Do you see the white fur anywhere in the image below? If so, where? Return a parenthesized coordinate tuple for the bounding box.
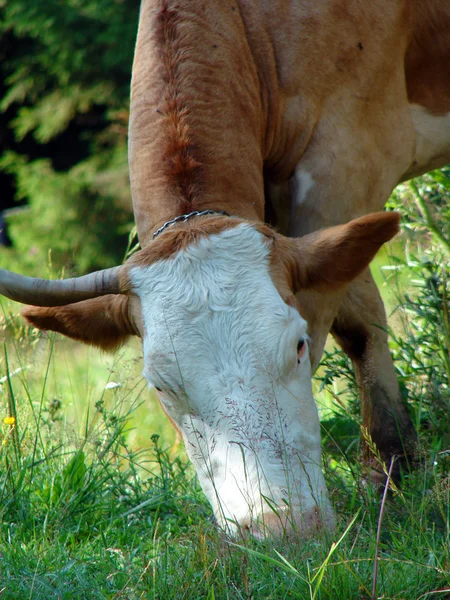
(293, 168, 315, 206)
(407, 104, 450, 175)
(130, 224, 333, 535)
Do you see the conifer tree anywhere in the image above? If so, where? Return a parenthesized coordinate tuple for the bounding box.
(0, 0, 140, 273)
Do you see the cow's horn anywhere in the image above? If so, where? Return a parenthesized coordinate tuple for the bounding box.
(0, 266, 125, 307)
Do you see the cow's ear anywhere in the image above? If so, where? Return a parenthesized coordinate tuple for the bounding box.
(278, 212, 400, 292)
(22, 295, 141, 351)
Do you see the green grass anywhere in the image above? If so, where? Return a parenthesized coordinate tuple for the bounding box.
(0, 171, 449, 599)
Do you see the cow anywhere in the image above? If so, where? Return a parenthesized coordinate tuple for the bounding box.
(0, 0, 449, 538)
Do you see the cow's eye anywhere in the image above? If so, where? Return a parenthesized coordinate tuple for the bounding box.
(297, 338, 307, 362)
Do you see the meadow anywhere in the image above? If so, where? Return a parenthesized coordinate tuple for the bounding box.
(0, 171, 449, 599)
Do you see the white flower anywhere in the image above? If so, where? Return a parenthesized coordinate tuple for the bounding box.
(104, 381, 121, 390)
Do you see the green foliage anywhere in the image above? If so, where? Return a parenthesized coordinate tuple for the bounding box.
(0, 148, 131, 273)
(389, 166, 450, 257)
(387, 169, 449, 446)
(391, 264, 449, 447)
(0, 0, 139, 96)
(0, 323, 449, 598)
(0, 0, 140, 273)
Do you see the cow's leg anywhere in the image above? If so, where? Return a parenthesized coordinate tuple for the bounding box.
(330, 269, 417, 478)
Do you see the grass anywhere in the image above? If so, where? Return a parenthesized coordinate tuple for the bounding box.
(0, 170, 449, 599)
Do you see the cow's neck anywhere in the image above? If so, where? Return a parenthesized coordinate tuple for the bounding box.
(129, 1, 270, 246)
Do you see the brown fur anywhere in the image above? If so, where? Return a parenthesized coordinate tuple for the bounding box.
(129, 0, 264, 246)
(125, 216, 245, 274)
(274, 212, 400, 293)
(129, 0, 450, 248)
(331, 272, 417, 477)
(22, 295, 140, 351)
(155, 2, 203, 210)
(406, 1, 450, 114)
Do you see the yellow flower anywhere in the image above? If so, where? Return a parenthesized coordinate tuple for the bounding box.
(3, 416, 15, 425)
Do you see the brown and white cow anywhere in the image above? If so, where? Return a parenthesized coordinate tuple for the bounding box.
(0, 0, 449, 538)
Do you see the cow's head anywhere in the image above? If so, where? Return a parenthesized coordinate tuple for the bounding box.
(0, 212, 399, 537)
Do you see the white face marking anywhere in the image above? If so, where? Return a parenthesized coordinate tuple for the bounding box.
(405, 104, 450, 177)
(293, 168, 315, 206)
(130, 224, 333, 536)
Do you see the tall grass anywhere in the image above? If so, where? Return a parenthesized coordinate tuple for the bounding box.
(0, 170, 449, 598)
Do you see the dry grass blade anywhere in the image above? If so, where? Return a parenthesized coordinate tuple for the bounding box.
(416, 589, 450, 599)
(372, 456, 395, 600)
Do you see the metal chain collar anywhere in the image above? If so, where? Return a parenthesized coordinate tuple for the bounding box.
(152, 209, 230, 239)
